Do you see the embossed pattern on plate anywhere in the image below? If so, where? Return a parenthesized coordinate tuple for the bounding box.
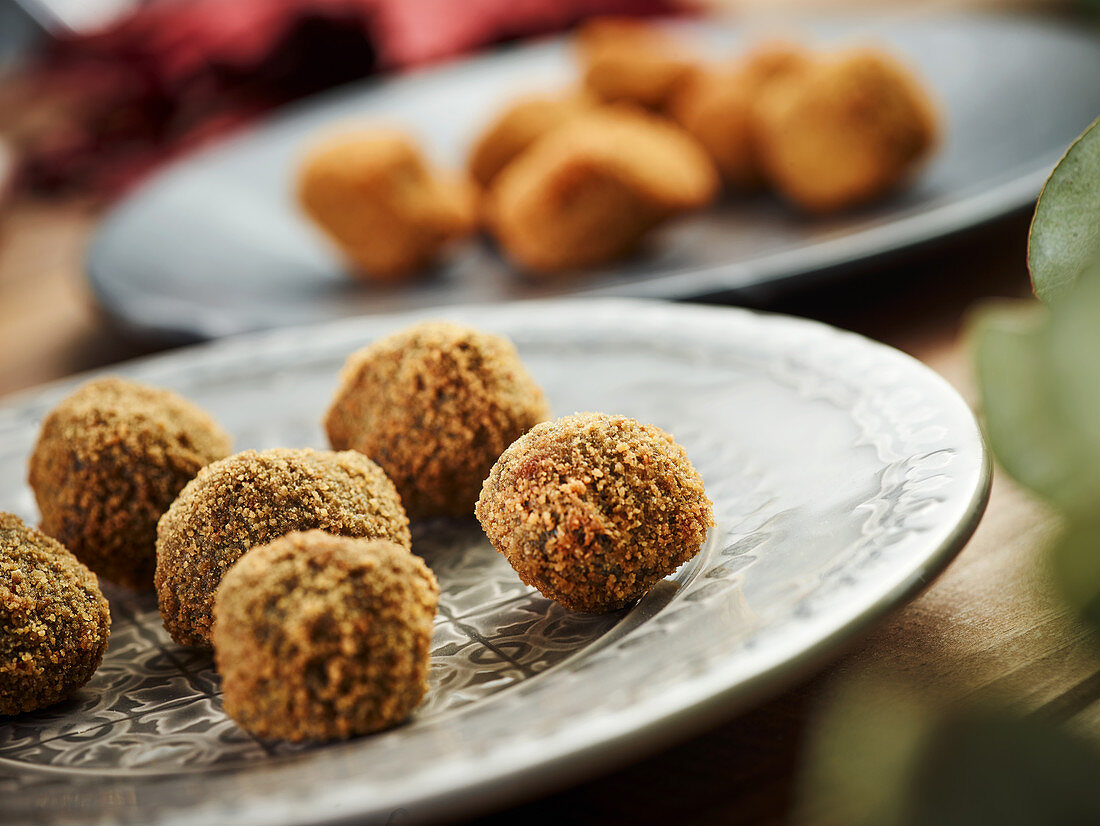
(0, 300, 989, 825)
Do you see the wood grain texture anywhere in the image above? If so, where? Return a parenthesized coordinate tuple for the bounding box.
(0, 198, 159, 395)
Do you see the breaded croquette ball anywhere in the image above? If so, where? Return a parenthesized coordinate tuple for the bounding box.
(670, 41, 810, 188)
(28, 377, 231, 590)
(214, 530, 438, 741)
(468, 92, 597, 189)
(740, 39, 812, 85)
(326, 322, 550, 520)
(475, 413, 714, 613)
(486, 108, 718, 271)
(298, 129, 477, 280)
(577, 17, 696, 111)
(156, 448, 410, 648)
(1, 512, 110, 715)
(754, 48, 938, 212)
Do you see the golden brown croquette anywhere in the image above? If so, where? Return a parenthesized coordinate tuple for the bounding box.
(739, 39, 812, 86)
(475, 413, 714, 613)
(753, 47, 938, 212)
(298, 129, 477, 280)
(28, 377, 231, 590)
(1, 512, 110, 715)
(325, 322, 550, 520)
(669, 41, 810, 189)
(213, 530, 438, 741)
(467, 92, 598, 190)
(485, 108, 718, 272)
(155, 448, 410, 648)
(577, 17, 697, 111)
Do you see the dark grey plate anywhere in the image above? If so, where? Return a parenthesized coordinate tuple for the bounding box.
(87, 13, 1100, 342)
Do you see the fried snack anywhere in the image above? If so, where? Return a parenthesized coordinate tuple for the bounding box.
(326, 322, 550, 520)
(740, 38, 812, 85)
(486, 109, 718, 271)
(28, 377, 231, 590)
(214, 531, 438, 741)
(670, 41, 810, 188)
(468, 92, 597, 189)
(754, 47, 938, 212)
(577, 17, 696, 111)
(476, 413, 714, 613)
(298, 129, 477, 280)
(1, 512, 110, 715)
(156, 448, 410, 648)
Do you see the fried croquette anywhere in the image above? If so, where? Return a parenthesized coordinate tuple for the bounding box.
(577, 17, 697, 111)
(28, 377, 231, 591)
(326, 322, 550, 520)
(670, 41, 810, 188)
(467, 92, 597, 189)
(475, 413, 714, 613)
(213, 530, 438, 741)
(486, 109, 718, 271)
(156, 448, 410, 648)
(298, 129, 477, 280)
(1, 512, 110, 715)
(754, 47, 938, 212)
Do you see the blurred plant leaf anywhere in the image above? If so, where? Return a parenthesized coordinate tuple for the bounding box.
(796, 681, 933, 826)
(799, 680, 1100, 826)
(905, 711, 1100, 826)
(972, 303, 1082, 508)
(1029, 115, 1100, 302)
(972, 271, 1100, 514)
(1050, 515, 1100, 629)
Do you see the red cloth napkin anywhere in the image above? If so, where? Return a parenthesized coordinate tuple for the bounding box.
(13, 0, 686, 196)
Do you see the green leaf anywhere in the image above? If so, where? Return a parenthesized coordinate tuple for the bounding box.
(973, 271, 1100, 627)
(1044, 263, 1100, 458)
(971, 302, 1094, 510)
(1050, 516, 1100, 629)
(973, 262, 1100, 514)
(904, 711, 1100, 826)
(1029, 115, 1100, 303)
(798, 681, 1100, 826)
(796, 681, 933, 826)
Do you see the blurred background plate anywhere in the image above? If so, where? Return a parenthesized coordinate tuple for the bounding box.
(87, 13, 1100, 342)
(0, 299, 988, 825)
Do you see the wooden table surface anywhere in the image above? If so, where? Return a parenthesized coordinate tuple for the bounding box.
(0, 194, 1096, 824)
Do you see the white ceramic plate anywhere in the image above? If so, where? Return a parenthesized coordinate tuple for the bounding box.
(0, 300, 989, 825)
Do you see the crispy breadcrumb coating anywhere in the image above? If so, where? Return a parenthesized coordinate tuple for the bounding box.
(475, 413, 714, 613)
(213, 530, 438, 741)
(28, 377, 231, 590)
(486, 108, 718, 272)
(298, 129, 477, 280)
(1, 512, 110, 715)
(754, 47, 938, 212)
(467, 92, 597, 189)
(577, 17, 696, 111)
(326, 322, 550, 519)
(156, 448, 410, 648)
